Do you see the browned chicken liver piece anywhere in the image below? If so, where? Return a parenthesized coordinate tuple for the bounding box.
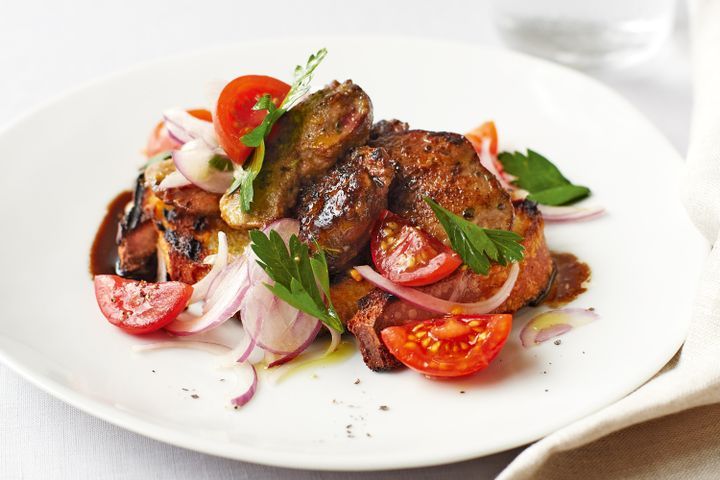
(297, 146, 394, 274)
(220, 80, 373, 230)
(370, 130, 513, 242)
(370, 119, 409, 140)
(348, 200, 554, 371)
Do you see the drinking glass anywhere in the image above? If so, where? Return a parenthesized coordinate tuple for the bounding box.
(490, 0, 677, 69)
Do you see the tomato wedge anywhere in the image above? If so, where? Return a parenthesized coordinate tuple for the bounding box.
(371, 210, 462, 286)
(466, 120, 498, 156)
(94, 275, 193, 335)
(145, 109, 212, 158)
(381, 314, 512, 377)
(214, 75, 290, 165)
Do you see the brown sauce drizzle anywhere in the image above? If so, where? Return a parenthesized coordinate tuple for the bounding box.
(543, 252, 591, 307)
(89, 190, 132, 276)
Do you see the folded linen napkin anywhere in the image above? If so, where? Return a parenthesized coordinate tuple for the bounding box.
(498, 1, 720, 478)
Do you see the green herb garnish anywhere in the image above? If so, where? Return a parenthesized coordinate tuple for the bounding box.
(424, 197, 524, 275)
(140, 150, 172, 171)
(208, 154, 233, 172)
(249, 228, 343, 333)
(496, 149, 590, 206)
(228, 48, 328, 211)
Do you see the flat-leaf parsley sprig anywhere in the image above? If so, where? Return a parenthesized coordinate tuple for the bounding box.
(425, 197, 524, 276)
(497, 149, 590, 206)
(249, 228, 343, 333)
(228, 48, 328, 212)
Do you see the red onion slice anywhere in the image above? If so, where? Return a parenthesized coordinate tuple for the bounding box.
(538, 204, 606, 223)
(354, 263, 519, 315)
(156, 246, 167, 282)
(231, 363, 258, 407)
(226, 329, 257, 363)
(163, 109, 218, 148)
(520, 308, 599, 347)
(189, 232, 228, 303)
(157, 170, 192, 190)
(478, 138, 515, 191)
(241, 282, 322, 355)
(325, 326, 341, 355)
(265, 317, 323, 367)
(165, 259, 250, 336)
(172, 140, 233, 194)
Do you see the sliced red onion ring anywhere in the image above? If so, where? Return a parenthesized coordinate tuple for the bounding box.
(165, 259, 249, 336)
(231, 363, 258, 407)
(354, 263, 520, 315)
(265, 318, 323, 368)
(172, 140, 233, 194)
(226, 329, 257, 363)
(163, 109, 218, 148)
(478, 138, 515, 191)
(520, 308, 599, 347)
(156, 247, 167, 282)
(325, 327, 341, 355)
(189, 232, 228, 303)
(133, 341, 231, 355)
(538, 204, 606, 223)
(157, 170, 192, 190)
(241, 281, 322, 355)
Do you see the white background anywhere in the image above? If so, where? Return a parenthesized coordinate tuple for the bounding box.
(0, 1, 690, 478)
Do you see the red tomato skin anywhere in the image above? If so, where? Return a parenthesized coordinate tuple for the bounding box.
(371, 210, 462, 287)
(94, 275, 193, 335)
(381, 314, 512, 378)
(213, 75, 290, 165)
(466, 121, 498, 156)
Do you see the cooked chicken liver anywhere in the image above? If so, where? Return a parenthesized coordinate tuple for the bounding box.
(220, 80, 373, 230)
(371, 130, 513, 243)
(297, 146, 394, 273)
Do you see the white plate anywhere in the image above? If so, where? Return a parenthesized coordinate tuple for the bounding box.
(0, 37, 705, 471)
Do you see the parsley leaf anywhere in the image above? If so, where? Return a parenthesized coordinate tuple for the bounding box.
(424, 197, 524, 275)
(527, 184, 590, 205)
(140, 150, 172, 171)
(497, 149, 590, 206)
(249, 229, 343, 333)
(240, 95, 282, 147)
(208, 154, 233, 172)
(229, 48, 328, 211)
(228, 141, 265, 212)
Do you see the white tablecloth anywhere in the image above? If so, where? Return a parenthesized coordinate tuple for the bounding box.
(0, 1, 691, 478)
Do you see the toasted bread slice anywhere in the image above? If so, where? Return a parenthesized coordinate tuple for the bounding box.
(142, 160, 249, 284)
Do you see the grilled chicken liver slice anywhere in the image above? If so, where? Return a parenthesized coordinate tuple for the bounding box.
(348, 200, 554, 371)
(370, 119, 409, 140)
(297, 146, 394, 274)
(220, 80, 373, 230)
(371, 130, 513, 242)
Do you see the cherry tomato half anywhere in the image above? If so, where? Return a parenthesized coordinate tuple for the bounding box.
(381, 314, 512, 377)
(94, 275, 193, 335)
(371, 210, 462, 286)
(145, 109, 213, 158)
(466, 120, 498, 156)
(214, 75, 290, 165)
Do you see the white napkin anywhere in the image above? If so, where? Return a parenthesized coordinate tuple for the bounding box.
(498, 1, 720, 478)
